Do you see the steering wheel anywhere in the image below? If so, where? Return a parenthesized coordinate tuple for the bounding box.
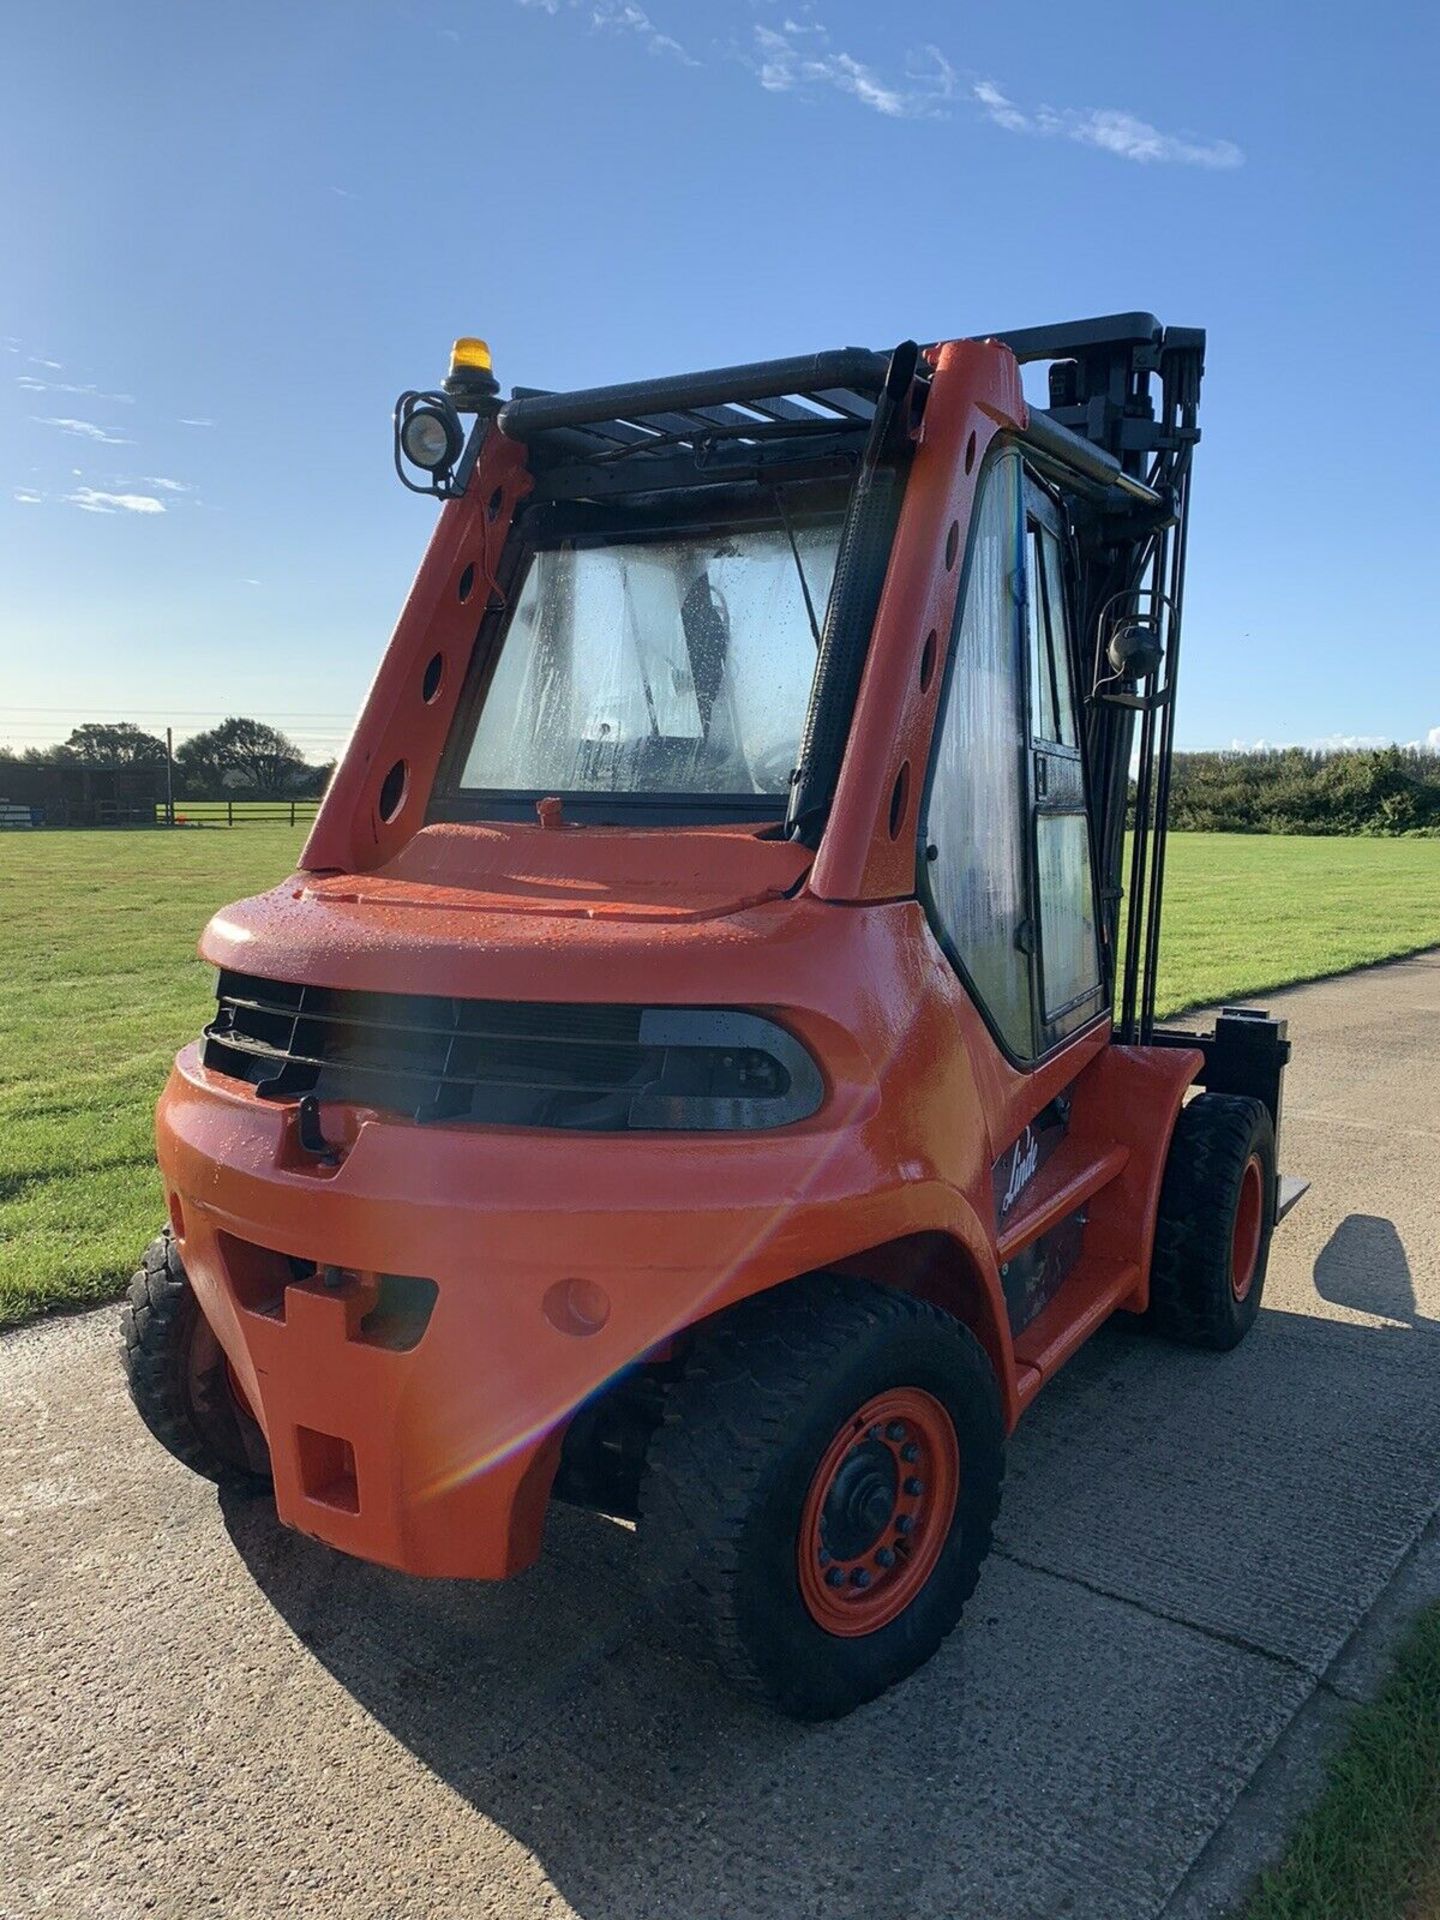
(748, 737, 800, 795)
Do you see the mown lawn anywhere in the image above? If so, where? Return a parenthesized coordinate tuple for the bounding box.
(3, 827, 1440, 1328)
(1145, 834, 1440, 1016)
(0, 825, 306, 1327)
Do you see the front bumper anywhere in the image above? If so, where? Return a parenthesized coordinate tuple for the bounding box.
(156, 1046, 897, 1579)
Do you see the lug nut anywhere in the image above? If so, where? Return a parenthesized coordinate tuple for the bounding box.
(875, 1547, 895, 1568)
(851, 1568, 871, 1588)
(904, 1477, 924, 1497)
(885, 1421, 907, 1442)
(901, 1442, 920, 1463)
(825, 1567, 845, 1588)
(895, 1515, 914, 1536)
(867, 1425, 882, 1440)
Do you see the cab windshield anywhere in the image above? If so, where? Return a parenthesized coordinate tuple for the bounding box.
(447, 513, 842, 806)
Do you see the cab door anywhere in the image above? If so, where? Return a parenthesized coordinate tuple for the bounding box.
(1023, 484, 1106, 1051)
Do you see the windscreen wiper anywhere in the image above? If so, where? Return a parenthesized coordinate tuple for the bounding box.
(773, 486, 822, 647)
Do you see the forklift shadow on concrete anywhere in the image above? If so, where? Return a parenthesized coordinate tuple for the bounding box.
(213, 1213, 1440, 1920)
(1312, 1211, 1434, 1331)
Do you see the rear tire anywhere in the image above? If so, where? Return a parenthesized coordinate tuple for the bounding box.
(639, 1275, 1004, 1721)
(119, 1229, 271, 1488)
(1146, 1093, 1276, 1351)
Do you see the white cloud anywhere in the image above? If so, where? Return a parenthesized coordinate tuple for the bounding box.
(28, 356, 63, 370)
(141, 475, 189, 492)
(178, 416, 214, 428)
(517, 0, 694, 64)
(17, 376, 133, 402)
(13, 488, 43, 504)
(1317, 734, 1390, 751)
(35, 416, 133, 445)
(971, 78, 1028, 133)
(65, 487, 166, 515)
(516, 3, 1238, 162)
(973, 78, 1242, 168)
(753, 24, 955, 118)
(1220, 733, 1431, 754)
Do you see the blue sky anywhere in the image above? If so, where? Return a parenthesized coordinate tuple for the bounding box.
(3, 0, 1437, 762)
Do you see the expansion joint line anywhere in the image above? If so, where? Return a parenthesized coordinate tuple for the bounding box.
(990, 1541, 1316, 1673)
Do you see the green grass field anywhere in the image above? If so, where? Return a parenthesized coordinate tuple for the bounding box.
(3, 827, 1440, 1329)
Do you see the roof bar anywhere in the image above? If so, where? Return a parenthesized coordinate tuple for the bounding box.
(497, 348, 888, 439)
(982, 312, 1164, 365)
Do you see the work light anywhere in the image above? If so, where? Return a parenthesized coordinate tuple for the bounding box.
(392, 390, 468, 497)
(400, 405, 462, 472)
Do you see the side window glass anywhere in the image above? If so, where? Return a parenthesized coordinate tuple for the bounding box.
(1026, 527, 1061, 744)
(1036, 530, 1078, 747)
(921, 449, 1034, 1058)
(1028, 511, 1103, 1031)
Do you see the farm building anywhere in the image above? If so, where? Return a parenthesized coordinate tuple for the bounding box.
(0, 760, 166, 828)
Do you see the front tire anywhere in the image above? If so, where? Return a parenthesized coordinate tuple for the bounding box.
(120, 1229, 271, 1488)
(640, 1276, 1004, 1721)
(1146, 1093, 1276, 1351)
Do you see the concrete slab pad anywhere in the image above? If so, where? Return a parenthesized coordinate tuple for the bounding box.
(0, 1364, 1313, 1920)
(998, 1303, 1440, 1672)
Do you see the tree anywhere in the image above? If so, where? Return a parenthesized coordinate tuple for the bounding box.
(55, 721, 167, 766)
(297, 758, 336, 797)
(176, 717, 311, 796)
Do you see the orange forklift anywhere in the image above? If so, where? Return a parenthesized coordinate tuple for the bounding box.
(122, 315, 1305, 1719)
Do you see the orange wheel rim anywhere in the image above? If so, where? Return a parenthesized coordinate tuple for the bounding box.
(797, 1387, 960, 1637)
(1231, 1155, 1264, 1302)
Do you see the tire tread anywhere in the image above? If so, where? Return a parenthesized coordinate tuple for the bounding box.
(119, 1228, 268, 1488)
(1147, 1093, 1274, 1350)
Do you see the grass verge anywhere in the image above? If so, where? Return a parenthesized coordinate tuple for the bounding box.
(0, 824, 307, 1326)
(1135, 833, 1440, 1016)
(1237, 1602, 1440, 1920)
(3, 827, 1440, 1327)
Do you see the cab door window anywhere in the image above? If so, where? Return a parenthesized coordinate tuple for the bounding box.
(920, 447, 1035, 1058)
(1026, 502, 1104, 1042)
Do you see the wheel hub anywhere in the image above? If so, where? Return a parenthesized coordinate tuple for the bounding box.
(820, 1439, 898, 1561)
(798, 1387, 961, 1637)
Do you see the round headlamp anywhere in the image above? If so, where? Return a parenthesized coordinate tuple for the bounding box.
(400, 405, 462, 472)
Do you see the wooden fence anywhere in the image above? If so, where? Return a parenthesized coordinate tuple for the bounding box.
(169, 800, 321, 828)
(0, 797, 322, 831)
